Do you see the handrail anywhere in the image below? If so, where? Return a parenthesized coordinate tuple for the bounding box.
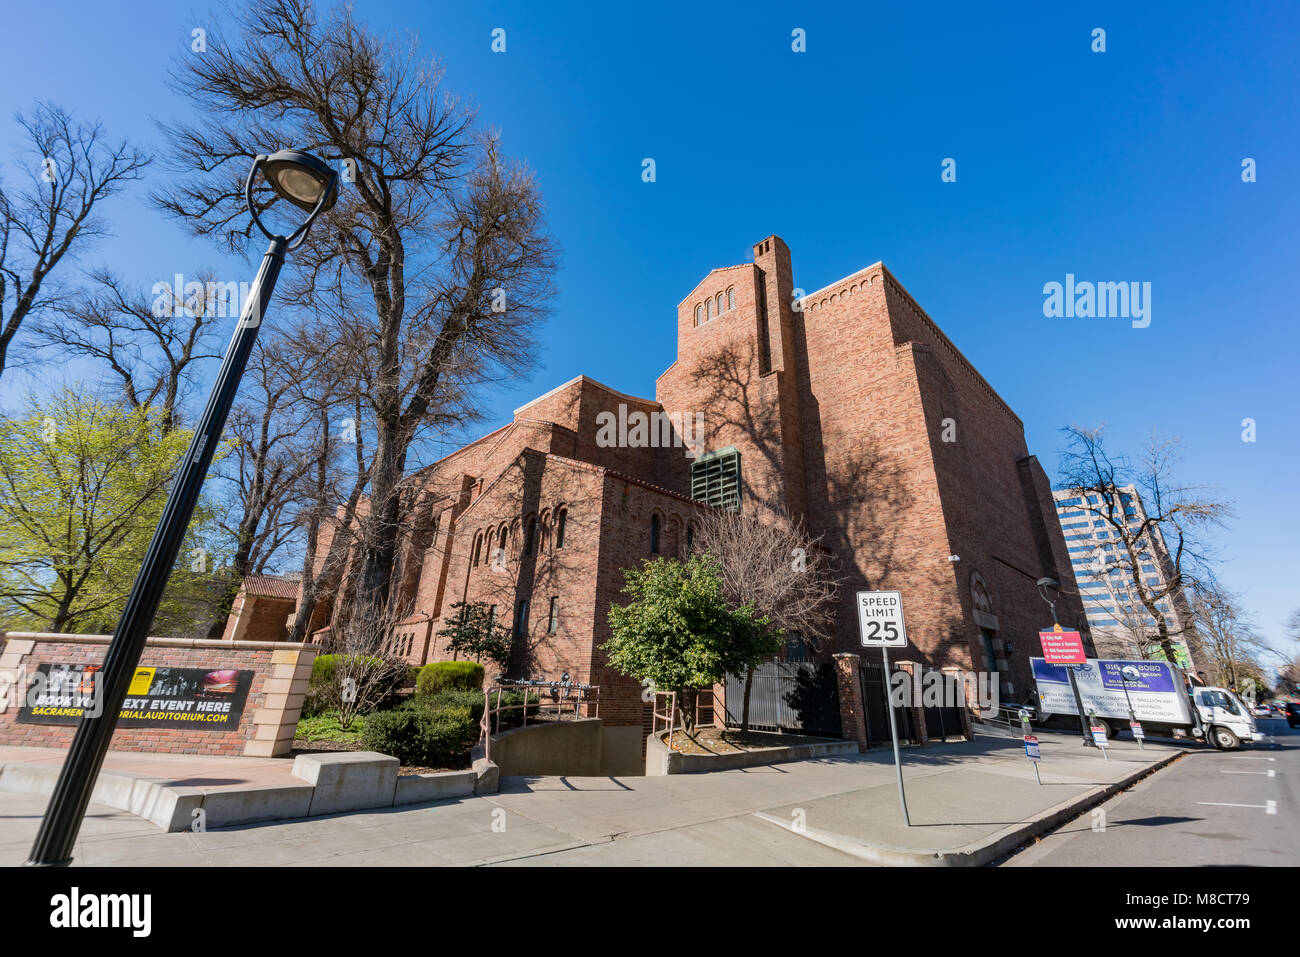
(478, 677, 601, 763)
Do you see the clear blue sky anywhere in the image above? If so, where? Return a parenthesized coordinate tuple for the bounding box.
(2, 1, 1297, 660)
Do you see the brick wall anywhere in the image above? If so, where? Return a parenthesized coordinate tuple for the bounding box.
(0, 632, 318, 757)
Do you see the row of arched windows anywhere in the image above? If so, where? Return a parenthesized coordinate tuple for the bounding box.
(647, 510, 695, 557)
(469, 506, 567, 571)
(693, 287, 736, 326)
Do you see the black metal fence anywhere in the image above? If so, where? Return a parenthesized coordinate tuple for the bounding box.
(724, 660, 842, 737)
(860, 660, 916, 745)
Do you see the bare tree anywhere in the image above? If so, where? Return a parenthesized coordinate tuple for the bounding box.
(1189, 582, 1269, 691)
(1057, 425, 1229, 666)
(0, 103, 149, 381)
(154, 0, 557, 633)
(305, 599, 410, 731)
(693, 505, 842, 732)
(33, 268, 223, 431)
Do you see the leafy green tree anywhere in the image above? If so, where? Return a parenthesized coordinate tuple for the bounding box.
(0, 389, 215, 633)
(603, 554, 778, 734)
(436, 601, 512, 667)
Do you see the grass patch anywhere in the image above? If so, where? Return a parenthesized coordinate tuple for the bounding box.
(295, 710, 368, 743)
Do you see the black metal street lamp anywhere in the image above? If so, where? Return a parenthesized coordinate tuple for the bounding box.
(25, 150, 337, 867)
(1036, 577, 1092, 746)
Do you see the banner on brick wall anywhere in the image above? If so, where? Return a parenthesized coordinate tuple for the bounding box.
(16, 663, 254, 729)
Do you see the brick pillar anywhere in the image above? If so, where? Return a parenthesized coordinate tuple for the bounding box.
(894, 660, 928, 745)
(833, 653, 867, 751)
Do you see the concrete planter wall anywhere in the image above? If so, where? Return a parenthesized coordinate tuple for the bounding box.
(484, 718, 604, 777)
(646, 732, 859, 775)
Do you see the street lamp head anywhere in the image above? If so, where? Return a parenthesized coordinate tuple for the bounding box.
(245, 149, 339, 247)
(261, 149, 338, 212)
(1035, 577, 1061, 605)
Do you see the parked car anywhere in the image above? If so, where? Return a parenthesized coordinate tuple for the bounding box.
(1286, 702, 1300, 729)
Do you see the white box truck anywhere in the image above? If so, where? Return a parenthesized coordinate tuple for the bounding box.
(1030, 657, 1258, 750)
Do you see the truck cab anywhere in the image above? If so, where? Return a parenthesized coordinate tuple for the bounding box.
(1193, 687, 1258, 750)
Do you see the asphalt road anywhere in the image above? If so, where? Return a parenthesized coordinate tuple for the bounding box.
(1003, 717, 1297, 866)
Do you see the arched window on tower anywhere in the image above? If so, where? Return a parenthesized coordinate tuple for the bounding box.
(555, 508, 567, 548)
(650, 514, 660, 554)
(694, 303, 703, 326)
(524, 516, 537, 555)
(727, 287, 735, 310)
(715, 292, 723, 315)
(705, 298, 713, 321)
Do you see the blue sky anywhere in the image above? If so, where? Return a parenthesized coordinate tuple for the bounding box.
(1, 1, 1297, 660)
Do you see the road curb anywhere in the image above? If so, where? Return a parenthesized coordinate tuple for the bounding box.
(754, 748, 1187, 866)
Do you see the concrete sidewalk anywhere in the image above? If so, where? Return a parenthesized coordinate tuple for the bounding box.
(0, 730, 1188, 866)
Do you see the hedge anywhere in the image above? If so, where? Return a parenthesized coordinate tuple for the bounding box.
(361, 705, 478, 767)
(416, 661, 485, 695)
(359, 689, 543, 766)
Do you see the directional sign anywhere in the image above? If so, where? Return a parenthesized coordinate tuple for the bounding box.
(1023, 734, 1041, 762)
(1090, 724, 1110, 748)
(1039, 624, 1086, 665)
(856, 590, 907, 647)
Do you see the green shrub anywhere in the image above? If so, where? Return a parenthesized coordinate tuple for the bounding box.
(361, 704, 478, 767)
(303, 653, 398, 718)
(416, 661, 485, 695)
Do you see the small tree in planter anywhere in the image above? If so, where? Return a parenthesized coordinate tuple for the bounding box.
(313, 604, 411, 731)
(437, 601, 512, 668)
(693, 506, 842, 733)
(603, 554, 776, 738)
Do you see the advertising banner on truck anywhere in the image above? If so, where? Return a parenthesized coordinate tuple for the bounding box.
(1031, 657, 1192, 725)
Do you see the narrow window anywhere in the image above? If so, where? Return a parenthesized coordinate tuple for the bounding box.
(524, 516, 537, 555)
(499, 526, 508, 551)
(715, 292, 723, 315)
(706, 298, 713, 321)
(547, 597, 559, 634)
(694, 303, 703, 326)
(650, 514, 660, 554)
(686, 524, 694, 554)
(472, 534, 482, 567)
(488, 605, 497, 631)
(727, 287, 735, 310)
(514, 599, 530, 638)
(556, 508, 567, 548)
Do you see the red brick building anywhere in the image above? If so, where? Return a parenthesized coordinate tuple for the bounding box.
(266, 235, 1090, 770)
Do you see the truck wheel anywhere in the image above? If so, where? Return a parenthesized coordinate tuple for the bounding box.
(1210, 726, 1240, 751)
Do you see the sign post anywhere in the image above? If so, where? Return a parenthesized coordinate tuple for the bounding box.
(857, 590, 910, 827)
(1038, 624, 1092, 747)
(1020, 709, 1042, 785)
(1119, 665, 1145, 750)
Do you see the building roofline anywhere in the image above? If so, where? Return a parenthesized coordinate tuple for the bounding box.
(512, 374, 660, 417)
(676, 263, 755, 308)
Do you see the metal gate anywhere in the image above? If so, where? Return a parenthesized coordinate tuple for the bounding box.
(859, 660, 917, 745)
(921, 671, 966, 742)
(724, 660, 842, 737)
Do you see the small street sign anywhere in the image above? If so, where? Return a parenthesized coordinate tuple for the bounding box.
(1090, 725, 1110, 748)
(1039, 624, 1086, 664)
(856, 590, 907, 647)
(1023, 734, 1041, 761)
(1130, 720, 1145, 739)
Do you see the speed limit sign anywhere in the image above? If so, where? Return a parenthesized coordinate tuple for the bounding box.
(856, 590, 908, 647)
